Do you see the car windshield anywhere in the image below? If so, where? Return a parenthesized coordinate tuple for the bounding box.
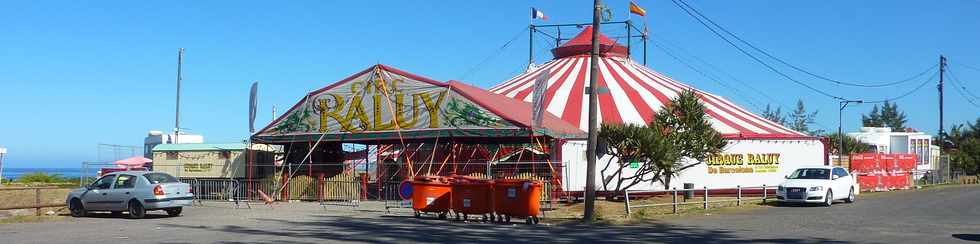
(788, 168, 830, 180)
(143, 173, 179, 184)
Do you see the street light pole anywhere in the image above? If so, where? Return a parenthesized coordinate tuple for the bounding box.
(838, 100, 863, 166)
(0, 147, 6, 185)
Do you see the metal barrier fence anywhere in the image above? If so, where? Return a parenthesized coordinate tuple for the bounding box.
(178, 177, 361, 207)
(80, 161, 562, 210)
(624, 185, 775, 217)
(382, 181, 412, 213)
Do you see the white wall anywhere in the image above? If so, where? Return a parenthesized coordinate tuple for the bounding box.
(562, 139, 826, 192)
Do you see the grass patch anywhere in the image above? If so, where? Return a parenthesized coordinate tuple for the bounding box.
(0, 215, 66, 225)
(543, 195, 775, 225)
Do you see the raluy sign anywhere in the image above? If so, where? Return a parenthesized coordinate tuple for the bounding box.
(530, 69, 551, 128)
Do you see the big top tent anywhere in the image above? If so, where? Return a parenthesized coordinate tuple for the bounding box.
(491, 26, 828, 192)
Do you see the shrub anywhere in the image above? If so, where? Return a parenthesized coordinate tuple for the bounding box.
(15, 172, 70, 184)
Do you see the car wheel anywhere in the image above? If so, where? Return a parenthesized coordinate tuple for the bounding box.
(165, 207, 182, 217)
(69, 199, 87, 217)
(824, 190, 833, 207)
(845, 187, 855, 203)
(128, 201, 146, 219)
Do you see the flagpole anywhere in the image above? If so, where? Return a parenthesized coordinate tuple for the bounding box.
(529, 7, 534, 67)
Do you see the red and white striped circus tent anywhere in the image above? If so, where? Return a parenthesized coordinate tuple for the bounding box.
(490, 26, 806, 140)
(490, 26, 828, 192)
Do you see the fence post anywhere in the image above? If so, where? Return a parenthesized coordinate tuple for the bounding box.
(703, 187, 708, 209)
(672, 187, 677, 214)
(736, 185, 741, 206)
(624, 190, 631, 218)
(35, 188, 42, 216)
(762, 184, 768, 204)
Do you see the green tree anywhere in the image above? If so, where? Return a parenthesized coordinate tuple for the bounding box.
(944, 118, 980, 177)
(861, 101, 907, 131)
(789, 99, 822, 135)
(761, 104, 787, 126)
(597, 90, 726, 193)
(655, 90, 727, 189)
(597, 123, 674, 195)
(825, 133, 874, 155)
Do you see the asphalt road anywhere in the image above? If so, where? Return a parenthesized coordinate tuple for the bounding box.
(1, 185, 978, 244)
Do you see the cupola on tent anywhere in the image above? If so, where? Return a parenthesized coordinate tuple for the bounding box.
(490, 26, 808, 139)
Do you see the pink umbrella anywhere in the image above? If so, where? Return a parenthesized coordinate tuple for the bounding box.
(114, 156, 152, 169)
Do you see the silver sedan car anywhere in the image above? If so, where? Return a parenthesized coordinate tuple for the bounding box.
(66, 171, 193, 218)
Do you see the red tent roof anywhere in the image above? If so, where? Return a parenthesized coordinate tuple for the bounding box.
(448, 80, 585, 138)
(492, 27, 813, 140)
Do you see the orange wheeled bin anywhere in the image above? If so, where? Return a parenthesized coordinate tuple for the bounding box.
(492, 179, 543, 225)
(450, 176, 494, 222)
(411, 175, 453, 219)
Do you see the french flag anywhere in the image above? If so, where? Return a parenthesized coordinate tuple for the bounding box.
(531, 8, 547, 20)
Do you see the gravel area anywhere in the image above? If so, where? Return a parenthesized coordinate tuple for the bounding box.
(0, 185, 977, 243)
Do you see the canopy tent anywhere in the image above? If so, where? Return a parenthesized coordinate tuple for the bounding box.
(490, 26, 810, 140)
(253, 64, 584, 144)
(114, 156, 151, 169)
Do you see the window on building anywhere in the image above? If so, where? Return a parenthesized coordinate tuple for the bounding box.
(166, 152, 178, 160)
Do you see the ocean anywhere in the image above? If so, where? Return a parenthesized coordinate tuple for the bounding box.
(1, 168, 92, 180)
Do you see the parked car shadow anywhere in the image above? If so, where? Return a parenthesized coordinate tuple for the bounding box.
(159, 214, 852, 243)
(76, 212, 174, 219)
(952, 234, 980, 242)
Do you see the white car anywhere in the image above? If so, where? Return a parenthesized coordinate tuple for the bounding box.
(66, 171, 193, 218)
(776, 166, 857, 206)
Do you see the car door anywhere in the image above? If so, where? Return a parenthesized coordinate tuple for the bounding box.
(82, 175, 116, 210)
(105, 174, 137, 210)
(832, 168, 848, 198)
(838, 168, 854, 195)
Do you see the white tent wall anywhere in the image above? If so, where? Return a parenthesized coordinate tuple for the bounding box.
(561, 139, 826, 193)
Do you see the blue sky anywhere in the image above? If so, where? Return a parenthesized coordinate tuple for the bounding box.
(1, 1, 979, 168)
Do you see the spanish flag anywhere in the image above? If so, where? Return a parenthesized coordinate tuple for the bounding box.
(629, 1, 646, 16)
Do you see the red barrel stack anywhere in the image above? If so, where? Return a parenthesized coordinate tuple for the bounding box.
(409, 175, 543, 224)
(850, 153, 917, 191)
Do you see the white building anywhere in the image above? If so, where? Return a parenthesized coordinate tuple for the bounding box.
(847, 127, 939, 177)
(143, 130, 204, 158)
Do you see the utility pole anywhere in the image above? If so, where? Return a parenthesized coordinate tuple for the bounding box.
(529, 24, 535, 67)
(839, 100, 862, 167)
(938, 55, 946, 154)
(175, 48, 184, 144)
(584, 0, 601, 224)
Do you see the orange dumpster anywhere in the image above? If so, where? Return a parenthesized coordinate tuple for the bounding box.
(411, 175, 453, 219)
(450, 176, 493, 222)
(492, 179, 543, 224)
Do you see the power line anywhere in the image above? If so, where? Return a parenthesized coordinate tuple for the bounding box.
(669, 0, 847, 100)
(863, 70, 940, 104)
(458, 26, 529, 81)
(649, 37, 766, 111)
(945, 67, 980, 109)
(674, 0, 937, 88)
(649, 33, 781, 105)
(957, 63, 980, 73)
(947, 68, 980, 99)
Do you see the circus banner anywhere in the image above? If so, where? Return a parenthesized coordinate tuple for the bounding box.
(258, 66, 515, 138)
